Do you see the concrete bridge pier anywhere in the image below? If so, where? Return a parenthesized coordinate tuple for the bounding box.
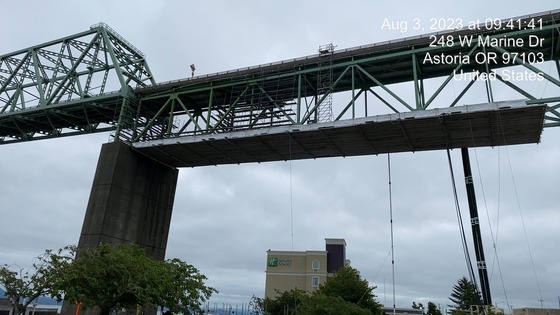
(78, 140, 179, 258)
(62, 141, 178, 315)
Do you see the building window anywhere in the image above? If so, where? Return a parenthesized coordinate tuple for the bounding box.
(311, 276, 320, 288)
(311, 259, 320, 271)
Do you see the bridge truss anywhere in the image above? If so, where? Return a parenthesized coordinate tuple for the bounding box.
(0, 10, 559, 146)
(127, 10, 560, 145)
(0, 23, 154, 142)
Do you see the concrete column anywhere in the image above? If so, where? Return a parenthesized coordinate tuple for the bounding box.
(62, 141, 178, 315)
(78, 140, 179, 259)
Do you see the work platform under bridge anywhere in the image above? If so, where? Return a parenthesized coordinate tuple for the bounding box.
(132, 9, 560, 166)
(1, 10, 559, 165)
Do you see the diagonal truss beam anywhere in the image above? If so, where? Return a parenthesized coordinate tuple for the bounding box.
(0, 23, 155, 143)
(2, 10, 560, 144)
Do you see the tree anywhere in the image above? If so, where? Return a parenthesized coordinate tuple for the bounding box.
(52, 243, 216, 315)
(412, 301, 425, 314)
(448, 277, 483, 315)
(297, 294, 372, 315)
(263, 266, 382, 315)
(158, 258, 217, 314)
(426, 301, 443, 315)
(261, 288, 309, 315)
(262, 288, 373, 315)
(248, 295, 264, 315)
(412, 301, 442, 315)
(0, 267, 29, 315)
(0, 246, 74, 315)
(315, 266, 382, 314)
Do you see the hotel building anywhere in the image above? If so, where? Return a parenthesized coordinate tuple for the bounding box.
(264, 238, 348, 298)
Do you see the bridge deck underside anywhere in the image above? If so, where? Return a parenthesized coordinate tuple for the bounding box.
(0, 93, 124, 141)
(133, 101, 545, 167)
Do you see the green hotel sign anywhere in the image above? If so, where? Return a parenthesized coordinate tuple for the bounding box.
(268, 257, 278, 267)
(268, 257, 292, 267)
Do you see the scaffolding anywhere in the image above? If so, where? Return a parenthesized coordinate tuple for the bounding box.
(316, 43, 335, 123)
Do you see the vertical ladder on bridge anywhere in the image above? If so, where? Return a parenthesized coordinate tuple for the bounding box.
(316, 44, 335, 123)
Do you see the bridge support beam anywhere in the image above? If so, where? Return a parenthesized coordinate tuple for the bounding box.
(61, 141, 178, 315)
(78, 140, 179, 259)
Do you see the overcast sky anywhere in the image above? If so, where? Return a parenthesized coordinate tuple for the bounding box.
(1, 1, 559, 312)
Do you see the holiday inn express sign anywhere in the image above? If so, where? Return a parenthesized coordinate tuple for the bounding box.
(268, 257, 293, 267)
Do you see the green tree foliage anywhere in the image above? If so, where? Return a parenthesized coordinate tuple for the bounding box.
(159, 258, 217, 314)
(298, 294, 372, 315)
(448, 277, 483, 315)
(262, 266, 382, 315)
(248, 295, 265, 315)
(426, 301, 443, 315)
(412, 301, 442, 315)
(315, 266, 382, 314)
(0, 246, 74, 315)
(261, 288, 309, 315)
(51, 243, 216, 315)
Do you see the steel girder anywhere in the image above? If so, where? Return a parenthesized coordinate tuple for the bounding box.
(128, 10, 560, 143)
(1, 11, 559, 145)
(0, 23, 155, 143)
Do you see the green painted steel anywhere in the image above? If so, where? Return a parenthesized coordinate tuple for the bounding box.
(1, 11, 559, 144)
(0, 23, 154, 143)
(128, 11, 560, 142)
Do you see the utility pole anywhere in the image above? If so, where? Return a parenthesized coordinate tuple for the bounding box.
(461, 148, 492, 306)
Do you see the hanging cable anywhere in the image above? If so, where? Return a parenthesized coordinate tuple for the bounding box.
(442, 116, 480, 291)
(372, 249, 392, 282)
(446, 148, 478, 285)
(504, 144, 545, 307)
(472, 146, 511, 308)
(359, 156, 395, 308)
(443, 84, 479, 290)
(289, 132, 294, 251)
(387, 154, 396, 315)
(466, 80, 509, 304)
(493, 109, 545, 307)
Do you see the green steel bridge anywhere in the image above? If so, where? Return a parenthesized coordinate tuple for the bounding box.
(2, 10, 559, 307)
(1, 11, 559, 164)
